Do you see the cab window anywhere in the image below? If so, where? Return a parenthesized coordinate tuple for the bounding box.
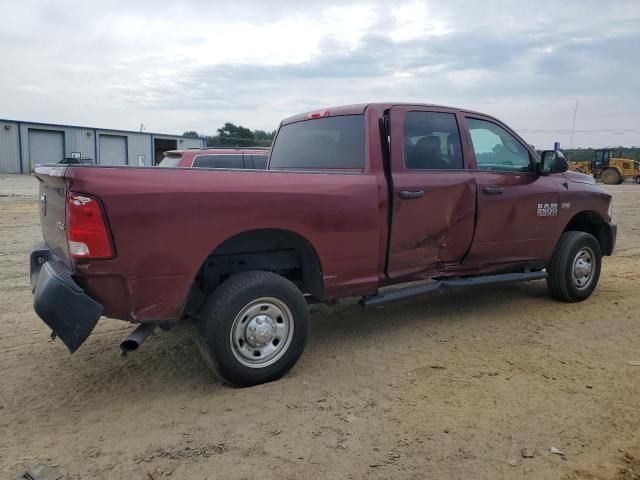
(269, 115, 364, 171)
(467, 118, 531, 172)
(404, 111, 463, 170)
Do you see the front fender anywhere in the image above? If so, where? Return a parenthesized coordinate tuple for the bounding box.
(598, 223, 617, 256)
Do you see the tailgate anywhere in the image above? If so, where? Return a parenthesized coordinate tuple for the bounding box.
(35, 166, 71, 266)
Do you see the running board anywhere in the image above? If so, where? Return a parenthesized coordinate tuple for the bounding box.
(360, 271, 547, 307)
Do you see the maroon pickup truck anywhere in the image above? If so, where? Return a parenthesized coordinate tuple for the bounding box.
(31, 103, 616, 387)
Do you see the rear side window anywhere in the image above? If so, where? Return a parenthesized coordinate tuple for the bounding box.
(251, 155, 269, 169)
(192, 154, 245, 169)
(269, 115, 365, 170)
(404, 112, 463, 170)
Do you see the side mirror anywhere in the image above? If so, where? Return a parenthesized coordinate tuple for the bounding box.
(540, 150, 568, 175)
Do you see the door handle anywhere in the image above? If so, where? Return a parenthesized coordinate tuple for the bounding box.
(482, 186, 504, 195)
(399, 190, 424, 199)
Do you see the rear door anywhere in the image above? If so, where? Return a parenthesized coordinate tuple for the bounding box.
(461, 115, 560, 266)
(386, 106, 476, 279)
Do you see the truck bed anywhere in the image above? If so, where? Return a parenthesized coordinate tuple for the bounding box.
(36, 164, 386, 321)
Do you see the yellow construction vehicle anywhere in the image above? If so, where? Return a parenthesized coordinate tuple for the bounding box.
(568, 159, 592, 175)
(590, 149, 640, 185)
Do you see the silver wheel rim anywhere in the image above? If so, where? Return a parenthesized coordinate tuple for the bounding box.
(572, 246, 595, 290)
(230, 297, 294, 368)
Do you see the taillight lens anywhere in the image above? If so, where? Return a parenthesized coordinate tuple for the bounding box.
(66, 193, 114, 259)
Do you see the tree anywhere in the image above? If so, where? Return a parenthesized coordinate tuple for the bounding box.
(182, 130, 200, 138)
(216, 123, 255, 146)
(253, 129, 276, 147)
(204, 123, 276, 147)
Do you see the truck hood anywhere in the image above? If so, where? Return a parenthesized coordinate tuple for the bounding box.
(563, 171, 595, 185)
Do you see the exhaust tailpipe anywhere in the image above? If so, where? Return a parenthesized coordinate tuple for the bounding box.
(120, 323, 157, 354)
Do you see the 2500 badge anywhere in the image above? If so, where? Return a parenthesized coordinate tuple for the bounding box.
(537, 202, 558, 217)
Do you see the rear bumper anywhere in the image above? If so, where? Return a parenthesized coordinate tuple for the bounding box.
(30, 245, 103, 353)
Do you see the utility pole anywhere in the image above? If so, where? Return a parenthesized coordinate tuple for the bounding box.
(569, 100, 578, 149)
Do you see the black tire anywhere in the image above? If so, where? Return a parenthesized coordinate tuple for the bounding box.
(547, 231, 601, 302)
(601, 168, 621, 185)
(198, 271, 309, 387)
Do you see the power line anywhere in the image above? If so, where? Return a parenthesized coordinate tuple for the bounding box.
(569, 100, 578, 149)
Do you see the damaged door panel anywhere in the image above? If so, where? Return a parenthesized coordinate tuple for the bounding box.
(386, 106, 476, 279)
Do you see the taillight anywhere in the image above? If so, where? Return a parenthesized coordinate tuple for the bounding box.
(66, 193, 114, 259)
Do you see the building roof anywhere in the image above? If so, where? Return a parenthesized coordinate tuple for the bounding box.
(0, 117, 205, 140)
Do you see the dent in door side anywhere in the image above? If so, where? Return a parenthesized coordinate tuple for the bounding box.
(387, 172, 477, 279)
(386, 105, 478, 280)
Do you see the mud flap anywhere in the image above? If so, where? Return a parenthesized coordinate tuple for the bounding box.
(33, 260, 103, 353)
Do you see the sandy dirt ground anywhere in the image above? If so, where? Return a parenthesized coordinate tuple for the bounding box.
(1, 173, 639, 480)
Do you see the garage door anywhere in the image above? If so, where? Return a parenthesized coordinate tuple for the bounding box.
(99, 135, 127, 165)
(28, 129, 64, 167)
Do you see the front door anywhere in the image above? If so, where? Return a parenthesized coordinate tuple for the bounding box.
(386, 106, 476, 279)
(461, 115, 560, 267)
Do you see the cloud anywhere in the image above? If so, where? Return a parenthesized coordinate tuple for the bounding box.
(389, 1, 452, 41)
(0, 0, 638, 148)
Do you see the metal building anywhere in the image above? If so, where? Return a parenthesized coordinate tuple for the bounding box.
(0, 118, 205, 173)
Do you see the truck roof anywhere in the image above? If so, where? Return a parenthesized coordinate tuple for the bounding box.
(280, 102, 498, 125)
(280, 102, 515, 137)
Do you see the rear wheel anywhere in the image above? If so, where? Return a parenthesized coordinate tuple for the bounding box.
(547, 231, 601, 302)
(198, 271, 309, 387)
(601, 168, 621, 185)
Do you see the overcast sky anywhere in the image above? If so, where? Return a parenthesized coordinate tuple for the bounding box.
(0, 0, 638, 148)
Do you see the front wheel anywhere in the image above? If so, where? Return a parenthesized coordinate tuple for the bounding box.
(198, 271, 309, 387)
(547, 231, 602, 302)
(601, 168, 621, 185)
